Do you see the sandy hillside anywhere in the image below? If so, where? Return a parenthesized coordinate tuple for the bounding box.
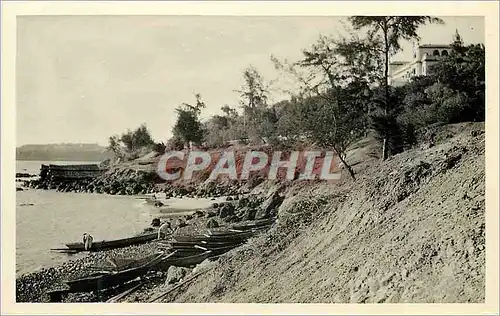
(155, 122, 485, 303)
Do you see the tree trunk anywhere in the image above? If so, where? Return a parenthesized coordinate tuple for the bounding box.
(382, 22, 390, 161)
(334, 148, 356, 181)
(382, 138, 388, 161)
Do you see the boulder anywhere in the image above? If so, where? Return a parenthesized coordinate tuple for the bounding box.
(205, 211, 217, 218)
(176, 218, 188, 228)
(151, 218, 161, 227)
(238, 197, 249, 208)
(224, 214, 240, 223)
(206, 219, 219, 228)
(194, 210, 205, 218)
(239, 206, 257, 221)
(154, 201, 164, 207)
(218, 204, 235, 219)
(255, 188, 284, 220)
(165, 266, 190, 285)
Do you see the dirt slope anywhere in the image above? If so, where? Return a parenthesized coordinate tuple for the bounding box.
(156, 122, 485, 303)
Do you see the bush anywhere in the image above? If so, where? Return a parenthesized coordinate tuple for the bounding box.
(166, 137, 184, 151)
(153, 142, 167, 155)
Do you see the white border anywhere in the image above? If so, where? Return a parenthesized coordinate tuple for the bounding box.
(2, 1, 499, 315)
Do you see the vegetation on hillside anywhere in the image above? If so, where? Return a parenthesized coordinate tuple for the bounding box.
(108, 16, 485, 181)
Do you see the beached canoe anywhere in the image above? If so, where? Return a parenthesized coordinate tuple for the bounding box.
(173, 230, 256, 243)
(230, 218, 276, 230)
(65, 253, 164, 293)
(163, 240, 243, 248)
(156, 251, 212, 269)
(64, 232, 157, 251)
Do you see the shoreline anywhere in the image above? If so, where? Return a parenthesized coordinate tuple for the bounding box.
(15, 191, 228, 277)
(16, 185, 279, 303)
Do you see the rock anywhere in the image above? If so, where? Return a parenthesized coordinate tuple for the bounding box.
(151, 218, 161, 227)
(206, 219, 219, 228)
(212, 203, 219, 209)
(194, 210, 205, 218)
(165, 266, 190, 285)
(185, 214, 193, 221)
(224, 215, 240, 223)
(226, 196, 233, 201)
(192, 258, 217, 274)
(176, 218, 188, 228)
(238, 197, 249, 208)
(240, 206, 257, 221)
(154, 201, 164, 207)
(219, 204, 235, 219)
(16, 187, 24, 191)
(255, 188, 284, 220)
(205, 211, 217, 218)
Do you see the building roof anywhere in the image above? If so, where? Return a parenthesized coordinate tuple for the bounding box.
(390, 61, 409, 65)
(419, 44, 451, 48)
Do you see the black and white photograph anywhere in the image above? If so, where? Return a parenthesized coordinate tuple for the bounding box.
(1, 1, 498, 314)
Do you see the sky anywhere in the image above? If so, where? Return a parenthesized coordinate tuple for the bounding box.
(16, 16, 484, 146)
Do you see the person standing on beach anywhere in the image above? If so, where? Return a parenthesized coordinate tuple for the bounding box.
(82, 233, 93, 251)
(157, 221, 175, 240)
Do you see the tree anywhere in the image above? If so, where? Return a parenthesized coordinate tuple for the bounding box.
(234, 66, 273, 144)
(430, 40, 485, 122)
(172, 93, 206, 147)
(132, 124, 155, 149)
(292, 88, 365, 180)
(236, 66, 269, 112)
(349, 16, 443, 159)
(272, 36, 342, 98)
(107, 135, 122, 157)
(271, 36, 373, 179)
(119, 124, 155, 152)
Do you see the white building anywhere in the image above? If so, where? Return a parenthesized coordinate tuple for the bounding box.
(388, 43, 452, 86)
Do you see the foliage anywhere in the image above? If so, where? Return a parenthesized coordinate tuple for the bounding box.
(397, 42, 485, 130)
(153, 142, 167, 155)
(107, 124, 156, 161)
(172, 93, 206, 146)
(119, 124, 155, 152)
(163, 17, 483, 182)
(348, 16, 443, 159)
(165, 136, 184, 151)
(430, 42, 485, 122)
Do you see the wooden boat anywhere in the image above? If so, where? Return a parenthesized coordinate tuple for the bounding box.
(106, 253, 164, 271)
(205, 229, 245, 236)
(163, 240, 242, 248)
(230, 218, 276, 230)
(64, 232, 157, 251)
(65, 253, 164, 293)
(50, 248, 79, 254)
(173, 230, 256, 243)
(209, 243, 243, 256)
(156, 251, 212, 269)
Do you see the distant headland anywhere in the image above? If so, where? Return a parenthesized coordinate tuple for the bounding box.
(16, 143, 113, 161)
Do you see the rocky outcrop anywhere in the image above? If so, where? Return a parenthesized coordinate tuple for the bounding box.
(165, 266, 191, 285)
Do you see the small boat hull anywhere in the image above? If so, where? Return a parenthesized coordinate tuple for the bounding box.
(65, 254, 164, 293)
(65, 233, 157, 251)
(156, 251, 212, 269)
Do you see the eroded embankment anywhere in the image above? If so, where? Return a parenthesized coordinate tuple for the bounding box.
(148, 122, 485, 303)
